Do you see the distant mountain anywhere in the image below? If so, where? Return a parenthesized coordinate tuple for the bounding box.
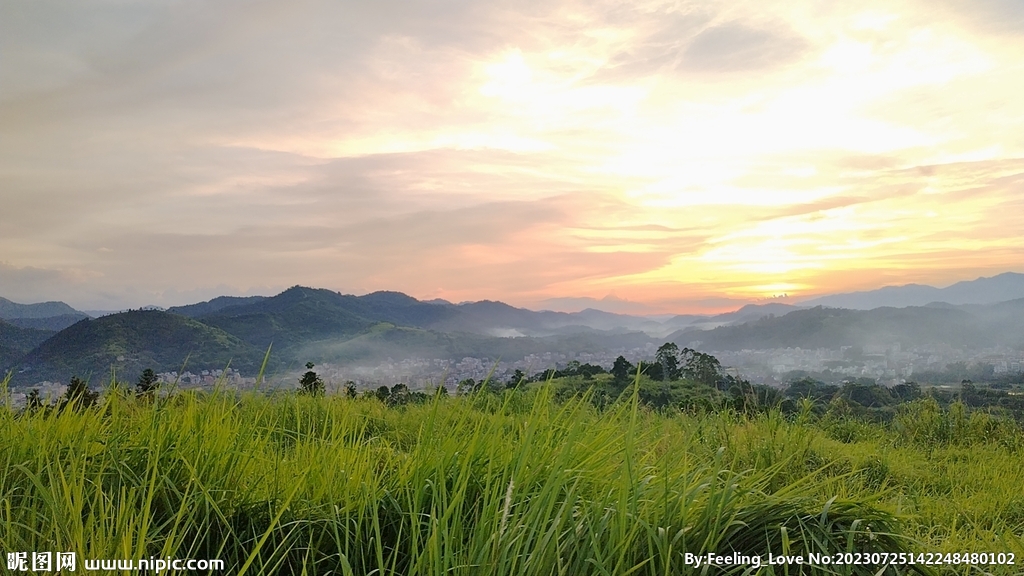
(12, 310, 261, 385)
(170, 287, 665, 368)
(5, 314, 88, 332)
(345, 290, 461, 327)
(0, 296, 85, 320)
(422, 300, 691, 337)
(423, 298, 453, 305)
(565, 308, 689, 336)
(193, 287, 389, 349)
(167, 295, 268, 318)
(186, 287, 671, 344)
(21, 277, 1024, 387)
(670, 302, 1024, 351)
(426, 300, 561, 335)
(0, 319, 56, 371)
(0, 296, 89, 333)
(537, 295, 664, 315)
(687, 303, 803, 329)
(801, 272, 1024, 309)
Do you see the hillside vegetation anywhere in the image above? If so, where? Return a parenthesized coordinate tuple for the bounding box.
(14, 310, 261, 383)
(8, 286, 1024, 388)
(0, 319, 55, 369)
(3, 374, 1024, 575)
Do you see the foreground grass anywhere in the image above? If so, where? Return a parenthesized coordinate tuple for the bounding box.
(2, 385, 1022, 575)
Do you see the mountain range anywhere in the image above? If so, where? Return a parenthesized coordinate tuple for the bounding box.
(3, 286, 671, 385)
(799, 272, 1024, 309)
(669, 299, 1024, 351)
(3, 272, 1024, 386)
(0, 297, 89, 331)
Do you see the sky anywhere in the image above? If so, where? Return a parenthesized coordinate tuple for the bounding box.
(2, 0, 1023, 314)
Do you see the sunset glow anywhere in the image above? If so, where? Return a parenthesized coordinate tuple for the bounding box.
(1, 0, 1023, 312)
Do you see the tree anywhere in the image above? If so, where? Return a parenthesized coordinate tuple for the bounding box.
(578, 363, 605, 380)
(891, 381, 921, 402)
(298, 362, 325, 396)
(947, 361, 968, 382)
(784, 377, 821, 399)
(506, 369, 526, 390)
(389, 383, 410, 406)
(639, 360, 664, 381)
(136, 368, 160, 399)
(457, 378, 477, 395)
(611, 355, 633, 384)
(839, 380, 893, 408)
(343, 381, 357, 399)
(26, 389, 43, 413)
(680, 348, 722, 387)
(61, 376, 99, 411)
(656, 342, 681, 381)
(374, 385, 391, 402)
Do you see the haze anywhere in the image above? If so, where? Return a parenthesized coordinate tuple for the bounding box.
(2, 0, 1023, 313)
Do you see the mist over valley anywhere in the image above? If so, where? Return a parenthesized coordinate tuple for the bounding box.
(5, 273, 1024, 396)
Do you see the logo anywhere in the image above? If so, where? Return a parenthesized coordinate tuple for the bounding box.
(6, 551, 76, 572)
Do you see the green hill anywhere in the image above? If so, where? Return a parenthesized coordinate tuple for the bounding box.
(166, 295, 268, 318)
(178, 287, 651, 340)
(195, 287, 376, 349)
(0, 319, 56, 371)
(348, 290, 459, 327)
(189, 287, 459, 346)
(12, 310, 261, 385)
(9, 287, 658, 385)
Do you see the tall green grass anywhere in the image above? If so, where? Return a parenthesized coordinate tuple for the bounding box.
(2, 379, 1018, 575)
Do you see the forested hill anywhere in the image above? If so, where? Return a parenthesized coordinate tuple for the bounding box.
(194, 287, 402, 349)
(12, 310, 261, 385)
(166, 295, 268, 318)
(4, 287, 663, 385)
(189, 286, 666, 342)
(10, 285, 1024, 387)
(0, 319, 55, 370)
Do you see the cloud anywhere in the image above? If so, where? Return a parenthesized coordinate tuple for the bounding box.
(931, 0, 1024, 34)
(1, 0, 1023, 312)
(0, 263, 106, 309)
(680, 22, 807, 72)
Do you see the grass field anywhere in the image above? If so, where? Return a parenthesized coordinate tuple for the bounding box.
(3, 377, 1024, 575)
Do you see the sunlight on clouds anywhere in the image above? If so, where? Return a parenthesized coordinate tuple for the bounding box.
(629, 183, 846, 208)
(849, 11, 900, 32)
(430, 132, 555, 152)
(476, 48, 649, 125)
(4, 0, 1024, 310)
(747, 283, 809, 297)
(479, 50, 533, 99)
(704, 240, 825, 275)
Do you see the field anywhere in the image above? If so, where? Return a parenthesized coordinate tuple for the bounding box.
(3, 377, 1024, 575)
